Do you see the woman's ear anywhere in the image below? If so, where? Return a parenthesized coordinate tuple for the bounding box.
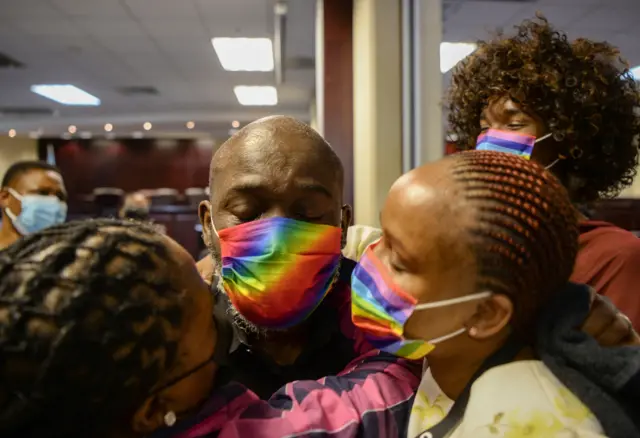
(467, 294, 513, 340)
(131, 395, 166, 435)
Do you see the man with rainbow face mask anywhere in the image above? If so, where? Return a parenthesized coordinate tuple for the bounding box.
(197, 115, 378, 400)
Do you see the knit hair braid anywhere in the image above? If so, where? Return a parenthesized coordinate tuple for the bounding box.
(451, 151, 579, 335)
(0, 219, 184, 438)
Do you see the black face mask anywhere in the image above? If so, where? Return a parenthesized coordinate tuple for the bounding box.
(121, 207, 150, 221)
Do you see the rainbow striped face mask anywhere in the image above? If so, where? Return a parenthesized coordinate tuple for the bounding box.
(214, 217, 343, 329)
(476, 129, 551, 160)
(351, 243, 491, 360)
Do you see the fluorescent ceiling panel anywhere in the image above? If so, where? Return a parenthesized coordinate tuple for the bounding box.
(31, 84, 101, 106)
(212, 38, 274, 71)
(440, 42, 477, 74)
(234, 86, 278, 106)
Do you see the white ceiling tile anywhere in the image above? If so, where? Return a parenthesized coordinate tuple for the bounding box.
(2, 0, 63, 18)
(538, 0, 635, 5)
(444, 2, 528, 27)
(124, 0, 199, 18)
(151, 36, 213, 53)
(0, 35, 49, 55)
(96, 36, 159, 54)
(569, 5, 640, 32)
(536, 0, 601, 5)
(506, 5, 587, 29)
(50, 0, 129, 18)
(79, 18, 145, 37)
(15, 19, 84, 37)
(140, 19, 209, 37)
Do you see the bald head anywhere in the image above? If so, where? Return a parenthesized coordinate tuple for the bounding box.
(211, 116, 343, 189)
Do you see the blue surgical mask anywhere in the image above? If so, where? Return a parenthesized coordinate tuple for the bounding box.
(5, 188, 67, 235)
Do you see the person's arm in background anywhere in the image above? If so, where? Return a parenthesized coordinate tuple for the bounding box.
(163, 351, 421, 438)
(583, 246, 640, 336)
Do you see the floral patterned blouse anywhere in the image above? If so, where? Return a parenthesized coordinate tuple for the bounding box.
(408, 360, 605, 438)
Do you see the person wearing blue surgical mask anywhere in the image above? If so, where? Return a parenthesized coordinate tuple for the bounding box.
(0, 160, 67, 250)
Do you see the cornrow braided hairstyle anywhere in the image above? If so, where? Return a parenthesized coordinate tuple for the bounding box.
(450, 151, 579, 336)
(0, 219, 184, 438)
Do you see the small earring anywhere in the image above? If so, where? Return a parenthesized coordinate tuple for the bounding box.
(468, 327, 478, 337)
(164, 411, 177, 427)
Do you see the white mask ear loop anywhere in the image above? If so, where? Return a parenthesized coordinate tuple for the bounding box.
(413, 291, 492, 311)
(545, 158, 561, 170)
(413, 291, 492, 345)
(4, 188, 23, 224)
(6, 187, 23, 202)
(535, 132, 553, 144)
(210, 216, 219, 238)
(533, 132, 563, 170)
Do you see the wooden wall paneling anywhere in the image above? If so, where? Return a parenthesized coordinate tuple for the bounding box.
(323, 0, 354, 208)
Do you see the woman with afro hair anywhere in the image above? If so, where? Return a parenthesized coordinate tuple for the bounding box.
(447, 15, 640, 328)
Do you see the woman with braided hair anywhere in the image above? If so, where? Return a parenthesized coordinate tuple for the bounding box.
(447, 15, 640, 327)
(0, 220, 218, 437)
(350, 150, 639, 437)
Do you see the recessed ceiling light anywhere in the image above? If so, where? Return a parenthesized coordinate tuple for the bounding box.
(231, 120, 240, 128)
(8, 129, 16, 138)
(212, 38, 274, 71)
(186, 121, 195, 129)
(234, 86, 278, 106)
(440, 42, 477, 74)
(68, 125, 77, 134)
(104, 123, 113, 132)
(31, 84, 101, 106)
(143, 122, 152, 131)
(630, 65, 640, 80)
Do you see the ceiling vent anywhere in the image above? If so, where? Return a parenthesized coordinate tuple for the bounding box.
(117, 86, 159, 96)
(0, 52, 24, 69)
(0, 107, 53, 117)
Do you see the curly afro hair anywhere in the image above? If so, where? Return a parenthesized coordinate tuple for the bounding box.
(447, 15, 640, 203)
